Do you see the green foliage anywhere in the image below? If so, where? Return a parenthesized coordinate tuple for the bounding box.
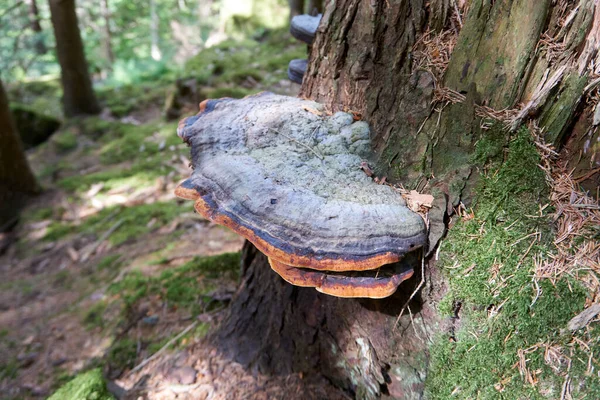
(108, 252, 240, 313)
(426, 129, 597, 398)
(47, 368, 115, 400)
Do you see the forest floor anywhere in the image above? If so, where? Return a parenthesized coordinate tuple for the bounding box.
(0, 31, 346, 399)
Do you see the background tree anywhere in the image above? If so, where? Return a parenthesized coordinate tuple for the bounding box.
(0, 78, 39, 229)
(25, 0, 47, 55)
(213, 1, 600, 398)
(288, 0, 304, 20)
(99, 0, 115, 66)
(48, 0, 100, 116)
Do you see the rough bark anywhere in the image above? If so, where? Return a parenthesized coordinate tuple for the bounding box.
(0, 79, 39, 230)
(216, 242, 439, 399)
(214, 0, 600, 398)
(49, 0, 100, 117)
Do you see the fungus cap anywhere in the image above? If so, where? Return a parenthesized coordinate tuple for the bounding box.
(175, 93, 427, 272)
(268, 258, 414, 299)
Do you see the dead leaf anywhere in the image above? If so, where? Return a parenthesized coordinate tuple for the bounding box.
(301, 105, 323, 116)
(360, 161, 374, 177)
(403, 190, 434, 212)
(67, 247, 79, 262)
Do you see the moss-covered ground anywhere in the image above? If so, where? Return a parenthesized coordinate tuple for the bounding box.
(47, 369, 114, 400)
(0, 28, 304, 398)
(426, 129, 600, 398)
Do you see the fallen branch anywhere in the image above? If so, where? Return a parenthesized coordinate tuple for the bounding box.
(128, 320, 198, 375)
(81, 219, 124, 262)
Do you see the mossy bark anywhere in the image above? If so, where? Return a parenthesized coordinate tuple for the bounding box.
(218, 1, 599, 398)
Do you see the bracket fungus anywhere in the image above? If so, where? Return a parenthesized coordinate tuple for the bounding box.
(175, 92, 427, 298)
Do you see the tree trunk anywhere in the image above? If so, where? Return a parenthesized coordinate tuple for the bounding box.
(49, 0, 100, 117)
(288, 0, 305, 20)
(150, 0, 162, 61)
(25, 0, 47, 55)
(307, 0, 322, 15)
(99, 0, 115, 66)
(0, 79, 39, 230)
(214, 1, 600, 398)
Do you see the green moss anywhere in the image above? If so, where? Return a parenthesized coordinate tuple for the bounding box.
(97, 83, 167, 118)
(53, 118, 180, 195)
(83, 301, 108, 330)
(109, 252, 240, 313)
(24, 206, 54, 222)
(43, 222, 75, 242)
(107, 339, 137, 372)
(47, 368, 114, 400)
(183, 29, 304, 87)
(0, 358, 18, 381)
(426, 129, 597, 398)
(98, 254, 123, 271)
(53, 131, 78, 152)
(7, 79, 63, 120)
(10, 102, 62, 149)
(96, 120, 179, 166)
(43, 201, 186, 244)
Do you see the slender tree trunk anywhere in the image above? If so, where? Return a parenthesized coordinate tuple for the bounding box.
(49, 0, 100, 117)
(198, 0, 212, 19)
(0, 79, 39, 229)
(307, 0, 322, 15)
(288, 0, 305, 20)
(150, 0, 162, 61)
(99, 0, 115, 66)
(25, 0, 47, 55)
(214, 1, 600, 398)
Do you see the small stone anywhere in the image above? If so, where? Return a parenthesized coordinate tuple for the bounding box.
(159, 140, 166, 151)
(142, 315, 159, 326)
(17, 352, 38, 368)
(167, 366, 197, 385)
(51, 357, 67, 366)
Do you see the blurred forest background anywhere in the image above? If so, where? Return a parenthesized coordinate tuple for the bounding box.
(0, 1, 326, 399)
